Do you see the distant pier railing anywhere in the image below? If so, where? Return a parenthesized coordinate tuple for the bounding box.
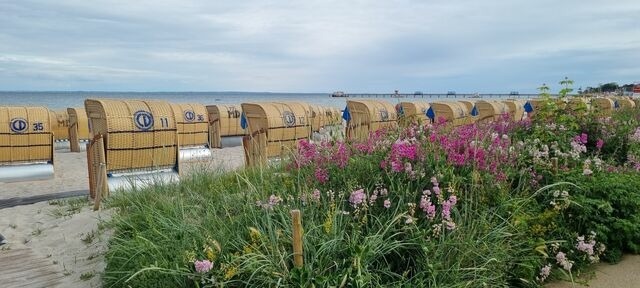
(332, 93, 560, 99)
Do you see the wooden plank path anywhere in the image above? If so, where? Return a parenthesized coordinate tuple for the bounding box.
(0, 190, 89, 209)
(0, 248, 65, 287)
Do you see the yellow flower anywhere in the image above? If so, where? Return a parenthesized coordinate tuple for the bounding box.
(204, 246, 216, 262)
(323, 203, 336, 234)
(249, 227, 261, 240)
(184, 250, 196, 263)
(224, 265, 238, 280)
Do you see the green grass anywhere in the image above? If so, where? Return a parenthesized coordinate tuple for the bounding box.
(102, 166, 534, 288)
(81, 230, 96, 245)
(101, 98, 640, 287)
(49, 197, 89, 218)
(80, 271, 96, 281)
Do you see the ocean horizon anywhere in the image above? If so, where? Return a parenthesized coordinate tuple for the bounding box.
(0, 91, 532, 110)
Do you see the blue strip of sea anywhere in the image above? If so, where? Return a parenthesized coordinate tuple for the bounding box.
(0, 91, 519, 110)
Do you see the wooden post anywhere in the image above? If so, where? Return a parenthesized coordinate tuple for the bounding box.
(93, 162, 104, 211)
(93, 136, 107, 211)
(242, 136, 251, 167)
(86, 142, 94, 199)
(291, 209, 304, 268)
(97, 136, 108, 197)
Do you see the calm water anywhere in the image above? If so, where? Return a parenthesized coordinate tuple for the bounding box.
(0, 91, 510, 110)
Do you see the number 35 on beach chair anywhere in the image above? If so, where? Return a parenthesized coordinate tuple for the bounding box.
(0, 106, 55, 183)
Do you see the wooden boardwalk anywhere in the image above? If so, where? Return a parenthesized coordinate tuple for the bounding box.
(0, 190, 88, 209)
(0, 248, 66, 287)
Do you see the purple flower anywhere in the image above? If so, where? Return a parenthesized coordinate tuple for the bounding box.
(448, 195, 457, 206)
(349, 189, 366, 207)
(442, 200, 452, 220)
(332, 142, 350, 168)
(315, 167, 329, 184)
(433, 186, 441, 196)
(194, 260, 213, 273)
(537, 264, 552, 283)
(555, 252, 573, 271)
(580, 133, 588, 144)
(391, 160, 404, 172)
(596, 139, 604, 150)
(296, 140, 317, 167)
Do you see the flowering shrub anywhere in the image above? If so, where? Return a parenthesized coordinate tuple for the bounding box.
(104, 83, 640, 287)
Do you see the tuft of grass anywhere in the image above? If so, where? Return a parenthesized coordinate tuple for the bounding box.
(80, 271, 95, 281)
(49, 197, 88, 218)
(81, 230, 96, 245)
(31, 227, 43, 237)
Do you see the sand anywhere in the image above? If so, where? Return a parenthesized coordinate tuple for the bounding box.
(0, 201, 111, 287)
(1, 151, 89, 199)
(1, 145, 639, 287)
(0, 145, 245, 287)
(545, 255, 640, 288)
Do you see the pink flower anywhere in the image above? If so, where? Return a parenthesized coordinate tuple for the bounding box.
(448, 195, 457, 205)
(596, 139, 604, 150)
(580, 133, 588, 144)
(315, 167, 329, 184)
(383, 199, 391, 208)
(349, 189, 366, 207)
(311, 189, 321, 202)
(332, 142, 350, 168)
(555, 252, 573, 271)
(194, 260, 213, 273)
(296, 140, 317, 167)
(391, 160, 404, 172)
(537, 264, 552, 283)
(268, 195, 282, 207)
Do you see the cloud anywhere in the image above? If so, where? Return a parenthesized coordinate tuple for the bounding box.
(0, 0, 639, 92)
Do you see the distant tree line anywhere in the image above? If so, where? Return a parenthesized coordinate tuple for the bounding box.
(579, 82, 637, 94)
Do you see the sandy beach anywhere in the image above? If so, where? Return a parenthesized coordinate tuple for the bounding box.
(1, 145, 639, 287)
(0, 145, 245, 287)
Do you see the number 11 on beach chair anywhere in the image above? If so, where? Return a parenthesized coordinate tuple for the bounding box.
(84, 99, 180, 200)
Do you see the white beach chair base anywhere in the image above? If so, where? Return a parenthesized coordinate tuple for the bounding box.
(107, 169, 179, 192)
(54, 140, 71, 150)
(0, 162, 54, 183)
(219, 136, 244, 148)
(178, 146, 212, 162)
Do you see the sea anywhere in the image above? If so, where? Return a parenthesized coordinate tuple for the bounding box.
(0, 91, 397, 110)
(0, 91, 518, 110)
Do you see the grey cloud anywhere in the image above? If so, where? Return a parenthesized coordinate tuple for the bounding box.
(0, 0, 639, 92)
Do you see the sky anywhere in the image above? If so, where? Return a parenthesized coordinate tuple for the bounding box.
(0, 0, 639, 93)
